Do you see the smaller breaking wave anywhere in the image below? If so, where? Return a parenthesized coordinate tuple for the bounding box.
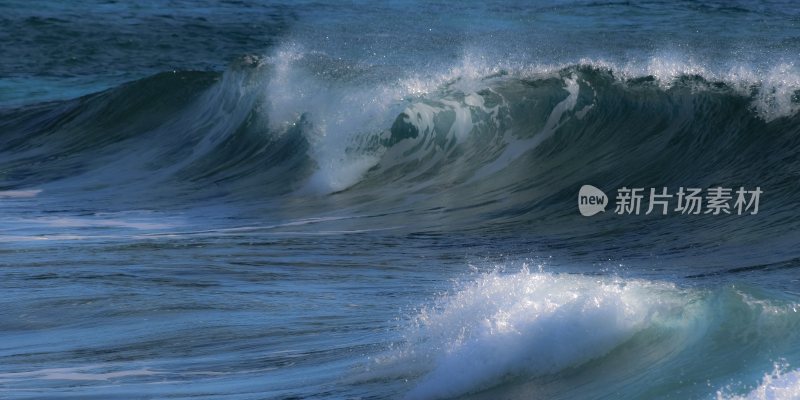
(371, 269, 703, 399)
(364, 268, 800, 400)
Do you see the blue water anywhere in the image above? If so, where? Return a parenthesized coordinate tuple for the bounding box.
(1, 1, 800, 399)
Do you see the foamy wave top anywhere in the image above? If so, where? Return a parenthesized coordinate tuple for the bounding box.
(718, 364, 800, 400)
(376, 269, 701, 399)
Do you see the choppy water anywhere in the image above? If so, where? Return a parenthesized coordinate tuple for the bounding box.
(1, 1, 800, 399)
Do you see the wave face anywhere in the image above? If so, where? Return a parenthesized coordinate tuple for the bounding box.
(2, 54, 799, 246)
(4, 54, 800, 195)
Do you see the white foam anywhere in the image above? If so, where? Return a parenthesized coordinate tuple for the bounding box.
(374, 268, 694, 399)
(0, 189, 42, 198)
(7, 216, 175, 230)
(258, 46, 520, 193)
(718, 365, 800, 400)
(0, 366, 157, 382)
(262, 44, 403, 193)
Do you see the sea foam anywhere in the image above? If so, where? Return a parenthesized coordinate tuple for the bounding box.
(378, 268, 698, 399)
(719, 365, 800, 400)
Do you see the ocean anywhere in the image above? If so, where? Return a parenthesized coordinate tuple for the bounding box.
(1, 1, 799, 399)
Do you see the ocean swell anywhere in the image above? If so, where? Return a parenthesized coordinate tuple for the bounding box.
(1, 52, 799, 223)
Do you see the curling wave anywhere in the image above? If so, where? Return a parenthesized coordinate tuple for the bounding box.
(1, 52, 799, 226)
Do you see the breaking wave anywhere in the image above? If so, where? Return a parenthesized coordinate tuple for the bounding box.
(364, 269, 800, 399)
(1, 50, 799, 233)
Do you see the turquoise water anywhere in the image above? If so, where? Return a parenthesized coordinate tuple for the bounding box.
(1, 1, 800, 399)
